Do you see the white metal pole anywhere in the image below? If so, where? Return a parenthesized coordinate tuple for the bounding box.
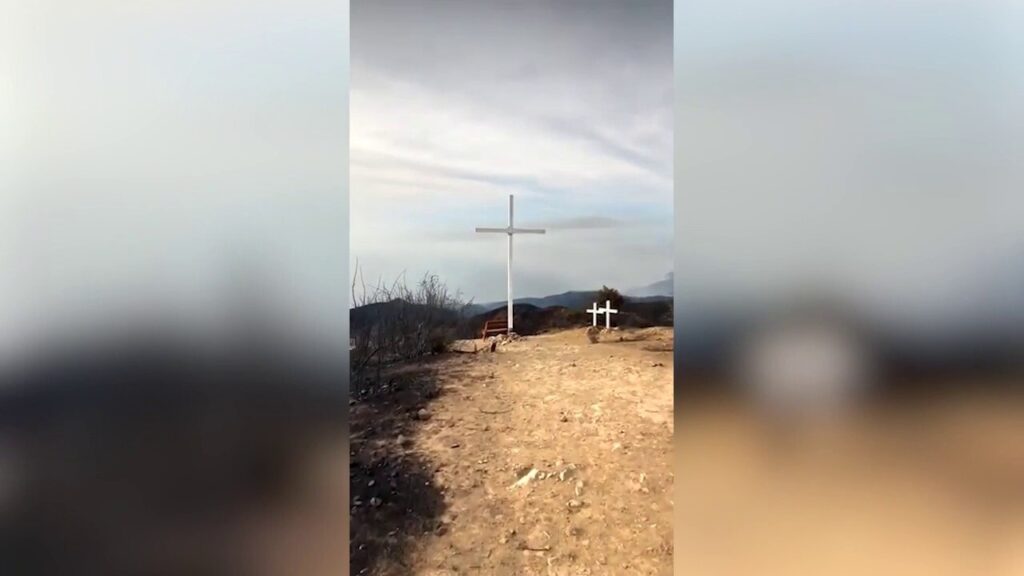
(507, 194, 514, 334)
(605, 299, 612, 329)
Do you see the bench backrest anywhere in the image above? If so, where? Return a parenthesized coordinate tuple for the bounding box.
(481, 319, 509, 338)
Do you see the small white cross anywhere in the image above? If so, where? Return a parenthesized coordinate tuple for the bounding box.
(585, 302, 601, 327)
(601, 299, 618, 329)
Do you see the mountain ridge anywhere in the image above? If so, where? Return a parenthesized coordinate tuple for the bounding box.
(467, 290, 671, 316)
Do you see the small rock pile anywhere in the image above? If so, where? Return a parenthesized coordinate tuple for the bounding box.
(484, 332, 521, 352)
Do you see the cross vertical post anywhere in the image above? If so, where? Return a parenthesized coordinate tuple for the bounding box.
(602, 299, 619, 329)
(507, 194, 513, 332)
(475, 194, 546, 335)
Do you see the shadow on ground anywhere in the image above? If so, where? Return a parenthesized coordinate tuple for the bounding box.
(349, 358, 451, 575)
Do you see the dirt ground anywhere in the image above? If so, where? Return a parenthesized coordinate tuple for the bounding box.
(676, 385, 1024, 576)
(349, 327, 674, 575)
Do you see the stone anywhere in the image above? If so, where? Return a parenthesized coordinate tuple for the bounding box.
(416, 408, 431, 420)
(510, 468, 539, 489)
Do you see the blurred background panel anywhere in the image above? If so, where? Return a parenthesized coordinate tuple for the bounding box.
(675, 0, 1023, 575)
(0, 1, 349, 575)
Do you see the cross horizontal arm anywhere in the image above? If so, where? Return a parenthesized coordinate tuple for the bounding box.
(510, 228, 546, 234)
(475, 227, 508, 233)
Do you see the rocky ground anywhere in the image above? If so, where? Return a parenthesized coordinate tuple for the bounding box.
(349, 327, 674, 575)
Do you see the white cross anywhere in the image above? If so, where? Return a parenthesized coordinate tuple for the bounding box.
(475, 194, 546, 334)
(586, 302, 601, 326)
(601, 299, 619, 329)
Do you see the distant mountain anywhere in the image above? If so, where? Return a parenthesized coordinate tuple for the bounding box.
(472, 289, 671, 314)
(350, 298, 462, 332)
(464, 299, 673, 338)
(626, 273, 673, 298)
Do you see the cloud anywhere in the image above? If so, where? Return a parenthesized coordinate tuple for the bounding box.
(540, 217, 628, 230)
(675, 0, 1024, 324)
(350, 0, 673, 301)
(1, 0, 350, 351)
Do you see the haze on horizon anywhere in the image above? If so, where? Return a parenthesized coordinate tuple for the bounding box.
(350, 0, 673, 305)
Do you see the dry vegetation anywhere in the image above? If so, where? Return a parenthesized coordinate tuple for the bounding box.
(350, 263, 475, 379)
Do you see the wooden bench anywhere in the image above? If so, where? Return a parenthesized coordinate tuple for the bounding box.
(481, 319, 509, 339)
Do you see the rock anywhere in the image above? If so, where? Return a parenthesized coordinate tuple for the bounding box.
(450, 442, 460, 449)
(574, 480, 584, 497)
(370, 497, 382, 507)
(416, 408, 431, 421)
(510, 468, 539, 489)
(567, 499, 583, 510)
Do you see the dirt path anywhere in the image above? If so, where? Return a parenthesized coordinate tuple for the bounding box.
(350, 328, 674, 575)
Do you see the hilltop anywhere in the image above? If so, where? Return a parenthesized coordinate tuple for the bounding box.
(349, 326, 673, 574)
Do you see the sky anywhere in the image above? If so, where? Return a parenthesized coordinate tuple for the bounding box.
(675, 0, 1024, 331)
(1, 1, 350, 356)
(350, 0, 673, 304)
(2, 0, 1020, 356)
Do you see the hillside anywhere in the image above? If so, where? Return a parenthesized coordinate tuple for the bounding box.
(470, 290, 672, 316)
(463, 299, 673, 338)
(349, 298, 464, 332)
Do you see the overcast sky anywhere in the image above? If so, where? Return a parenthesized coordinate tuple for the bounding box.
(3, 0, 1020, 355)
(351, 0, 673, 304)
(676, 0, 1024, 330)
(1, 1, 349, 355)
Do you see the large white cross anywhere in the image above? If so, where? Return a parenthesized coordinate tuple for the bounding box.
(601, 299, 619, 329)
(475, 194, 546, 334)
(586, 302, 601, 327)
